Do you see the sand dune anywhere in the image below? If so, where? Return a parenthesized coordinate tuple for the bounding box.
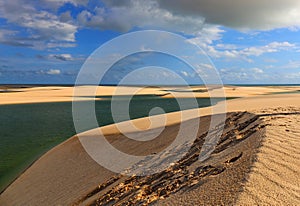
(0, 93, 300, 205)
(78, 112, 264, 205)
(0, 111, 264, 206)
(0, 85, 299, 105)
(236, 107, 300, 205)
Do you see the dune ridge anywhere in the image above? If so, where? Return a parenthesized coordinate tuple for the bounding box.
(77, 111, 264, 205)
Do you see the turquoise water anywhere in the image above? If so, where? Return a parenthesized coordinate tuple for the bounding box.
(0, 96, 228, 192)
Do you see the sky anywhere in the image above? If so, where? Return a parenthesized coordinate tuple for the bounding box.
(0, 0, 300, 85)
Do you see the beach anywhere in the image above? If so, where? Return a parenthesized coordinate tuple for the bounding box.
(0, 85, 299, 205)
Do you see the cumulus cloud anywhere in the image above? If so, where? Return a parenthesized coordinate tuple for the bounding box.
(77, 0, 205, 34)
(1, 0, 300, 51)
(0, 0, 78, 48)
(188, 25, 225, 47)
(157, 0, 300, 30)
(60, 11, 73, 23)
(96, 0, 300, 31)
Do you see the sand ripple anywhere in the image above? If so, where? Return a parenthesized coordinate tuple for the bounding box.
(236, 107, 300, 206)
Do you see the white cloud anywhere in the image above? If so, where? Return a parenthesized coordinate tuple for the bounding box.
(0, 0, 77, 48)
(180, 71, 189, 77)
(215, 44, 239, 50)
(252, 68, 264, 74)
(196, 63, 214, 71)
(46, 69, 61, 75)
(188, 25, 225, 48)
(187, 25, 239, 59)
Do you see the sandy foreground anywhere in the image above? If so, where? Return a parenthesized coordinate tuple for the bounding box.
(0, 86, 300, 205)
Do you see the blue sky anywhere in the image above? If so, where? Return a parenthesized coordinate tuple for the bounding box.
(0, 0, 300, 84)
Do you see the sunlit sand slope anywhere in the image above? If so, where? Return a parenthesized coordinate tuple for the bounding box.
(236, 107, 300, 205)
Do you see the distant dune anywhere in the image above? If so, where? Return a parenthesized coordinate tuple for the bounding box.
(0, 85, 299, 105)
(0, 88, 300, 205)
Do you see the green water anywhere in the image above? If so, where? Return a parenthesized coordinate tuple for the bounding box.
(0, 96, 228, 192)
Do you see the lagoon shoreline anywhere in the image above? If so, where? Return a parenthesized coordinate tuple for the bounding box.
(0, 86, 300, 205)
